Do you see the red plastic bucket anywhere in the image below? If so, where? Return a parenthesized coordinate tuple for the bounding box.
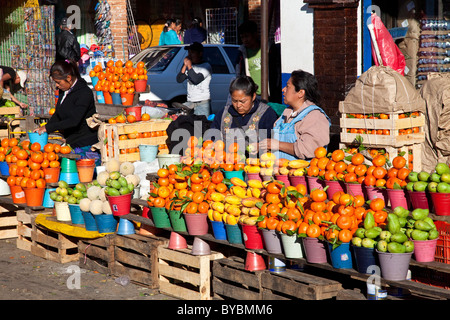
(407, 190, 432, 210)
(346, 182, 365, 198)
(307, 176, 325, 190)
(107, 193, 132, 216)
(324, 180, 345, 200)
(246, 172, 262, 181)
(274, 174, 290, 187)
(10, 185, 26, 204)
(125, 105, 142, 121)
(430, 192, 450, 216)
(387, 189, 410, 210)
(241, 224, 264, 249)
(134, 79, 147, 92)
(289, 175, 307, 191)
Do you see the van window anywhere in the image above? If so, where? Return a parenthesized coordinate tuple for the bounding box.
(203, 47, 229, 74)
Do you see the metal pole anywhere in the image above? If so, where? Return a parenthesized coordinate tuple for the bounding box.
(261, 0, 269, 102)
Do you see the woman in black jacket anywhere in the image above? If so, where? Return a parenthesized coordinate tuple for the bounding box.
(34, 60, 98, 149)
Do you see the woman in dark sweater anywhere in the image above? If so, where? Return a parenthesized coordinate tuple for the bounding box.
(34, 60, 98, 149)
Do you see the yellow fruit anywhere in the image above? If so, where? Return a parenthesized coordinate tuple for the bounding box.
(226, 204, 241, 216)
(294, 168, 305, 176)
(251, 188, 261, 198)
(243, 216, 258, 225)
(207, 209, 214, 221)
(230, 186, 247, 198)
(213, 210, 223, 222)
(210, 192, 226, 202)
(248, 207, 260, 216)
(260, 152, 276, 162)
(225, 195, 241, 205)
(211, 202, 225, 213)
(288, 159, 310, 169)
(226, 214, 237, 225)
(230, 177, 247, 188)
(242, 197, 259, 208)
(248, 180, 263, 189)
(247, 165, 261, 173)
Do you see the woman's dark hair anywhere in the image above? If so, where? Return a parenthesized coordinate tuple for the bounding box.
(50, 59, 81, 80)
(192, 17, 202, 28)
(290, 70, 321, 106)
(163, 19, 176, 32)
(229, 76, 258, 96)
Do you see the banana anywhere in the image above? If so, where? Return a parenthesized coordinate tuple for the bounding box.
(225, 195, 241, 205)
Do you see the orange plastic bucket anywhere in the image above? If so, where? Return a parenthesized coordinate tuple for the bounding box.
(121, 93, 134, 106)
(134, 79, 147, 92)
(10, 185, 26, 204)
(103, 91, 113, 104)
(43, 167, 61, 183)
(76, 159, 96, 183)
(24, 187, 45, 207)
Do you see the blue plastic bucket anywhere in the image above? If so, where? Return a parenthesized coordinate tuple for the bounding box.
(328, 242, 353, 269)
(139, 145, 159, 162)
(0, 162, 9, 176)
(94, 214, 118, 233)
(117, 218, 135, 235)
(225, 223, 243, 244)
(210, 220, 227, 240)
(96, 91, 105, 103)
(42, 188, 56, 208)
(69, 204, 85, 225)
(82, 211, 98, 231)
(27, 132, 48, 150)
(91, 76, 99, 87)
(59, 172, 80, 185)
(352, 245, 378, 274)
(111, 92, 122, 105)
(223, 170, 245, 181)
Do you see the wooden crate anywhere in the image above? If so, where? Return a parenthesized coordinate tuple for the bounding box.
(16, 210, 39, 251)
(0, 106, 20, 116)
(340, 112, 425, 148)
(78, 235, 114, 275)
(30, 218, 79, 263)
(261, 269, 343, 300)
(212, 256, 263, 300)
(0, 209, 19, 240)
(158, 244, 225, 300)
(101, 120, 170, 163)
(111, 233, 168, 289)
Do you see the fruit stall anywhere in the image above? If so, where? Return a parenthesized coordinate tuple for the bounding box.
(0, 64, 449, 301)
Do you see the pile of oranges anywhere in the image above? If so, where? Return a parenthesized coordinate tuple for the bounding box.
(3, 139, 64, 190)
(107, 112, 151, 124)
(91, 60, 147, 96)
(181, 137, 245, 171)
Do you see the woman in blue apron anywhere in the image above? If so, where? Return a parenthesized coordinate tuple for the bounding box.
(259, 70, 331, 160)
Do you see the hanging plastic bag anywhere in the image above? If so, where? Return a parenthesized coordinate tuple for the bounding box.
(370, 13, 406, 76)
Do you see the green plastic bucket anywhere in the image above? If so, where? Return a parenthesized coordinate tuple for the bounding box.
(151, 207, 171, 228)
(168, 210, 187, 232)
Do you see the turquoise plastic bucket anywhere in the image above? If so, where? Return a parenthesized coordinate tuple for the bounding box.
(59, 172, 80, 185)
(27, 132, 48, 150)
(94, 214, 118, 233)
(42, 188, 56, 208)
(225, 223, 243, 244)
(91, 76, 99, 87)
(328, 242, 353, 269)
(68, 204, 84, 225)
(82, 211, 97, 231)
(139, 145, 159, 162)
(111, 92, 122, 105)
(223, 170, 245, 180)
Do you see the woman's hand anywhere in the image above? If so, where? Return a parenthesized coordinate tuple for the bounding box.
(259, 138, 279, 152)
(33, 126, 47, 135)
(18, 102, 28, 109)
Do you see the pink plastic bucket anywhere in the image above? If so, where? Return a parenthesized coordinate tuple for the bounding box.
(413, 239, 438, 262)
(303, 237, 328, 263)
(324, 180, 345, 200)
(274, 175, 290, 187)
(307, 176, 325, 191)
(241, 224, 264, 249)
(364, 185, 388, 203)
(407, 190, 432, 210)
(184, 213, 209, 235)
(246, 172, 262, 181)
(430, 192, 450, 216)
(387, 189, 410, 210)
(107, 193, 132, 216)
(345, 182, 365, 198)
(289, 175, 308, 191)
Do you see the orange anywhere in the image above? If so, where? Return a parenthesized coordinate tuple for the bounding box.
(372, 154, 386, 167)
(392, 156, 406, 169)
(30, 142, 41, 152)
(331, 149, 345, 162)
(314, 147, 327, 159)
(306, 224, 321, 238)
(369, 198, 385, 211)
(141, 113, 150, 121)
(127, 114, 136, 123)
(339, 229, 353, 242)
(351, 153, 364, 165)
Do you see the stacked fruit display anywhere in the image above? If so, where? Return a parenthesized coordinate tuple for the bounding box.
(50, 181, 87, 204)
(406, 162, 450, 193)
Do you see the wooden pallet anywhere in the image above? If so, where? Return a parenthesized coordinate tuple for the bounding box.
(158, 244, 225, 300)
(212, 256, 263, 300)
(78, 235, 114, 275)
(261, 268, 343, 300)
(16, 210, 39, 251)
(111, 233, 168, 289)
(30, 217, 79, 263)
(0, 209, 19, 240)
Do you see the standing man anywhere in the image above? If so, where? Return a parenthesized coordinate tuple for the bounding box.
(236, 20, 261, 97)
(176, 42, 212, 117)
(56, 17, 81, 63)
